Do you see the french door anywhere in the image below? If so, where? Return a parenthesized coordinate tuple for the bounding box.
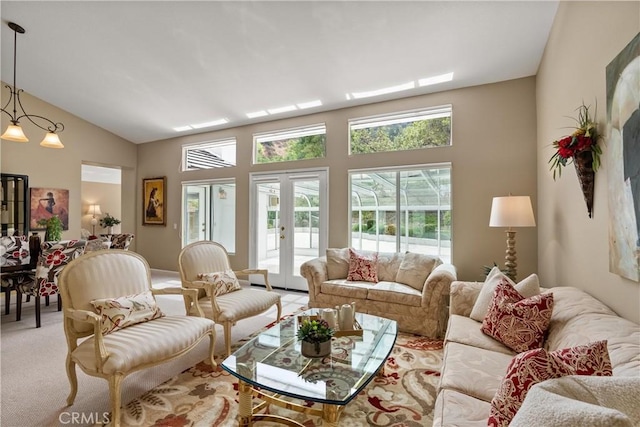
(250, 169, 328, 291)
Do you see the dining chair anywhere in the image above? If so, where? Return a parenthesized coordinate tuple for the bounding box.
(17, 239, 86, 327)
(1, 235, 31, 315)
(178, 240, 282, 357)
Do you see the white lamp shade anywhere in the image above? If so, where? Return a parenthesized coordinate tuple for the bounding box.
(89, 204, 102, 216)
(489, 196, 536, 228)
(40, 132, 64, 148)
(1, 124, 29, 142)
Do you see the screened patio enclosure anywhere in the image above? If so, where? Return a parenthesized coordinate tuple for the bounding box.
(350, 166, 451, 263)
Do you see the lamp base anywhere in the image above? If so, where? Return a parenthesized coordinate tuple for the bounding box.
(504, 230, 517, 281)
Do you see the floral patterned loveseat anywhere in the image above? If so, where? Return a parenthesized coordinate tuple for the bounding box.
(300, 248, 457, 338)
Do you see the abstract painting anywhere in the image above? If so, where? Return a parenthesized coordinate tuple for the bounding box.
(606, 32, 640, 282)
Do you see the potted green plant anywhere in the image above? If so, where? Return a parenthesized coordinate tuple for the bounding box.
(37, 216, 63, 242)
(99, 213, 121, 234)
(297, 318, 334, 357)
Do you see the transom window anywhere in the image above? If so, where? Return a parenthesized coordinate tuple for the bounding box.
(350, 165, 451, 263)
(253, 124, 326, 164)
(349, 106, 452, 155)
(182, 138, 236, 171)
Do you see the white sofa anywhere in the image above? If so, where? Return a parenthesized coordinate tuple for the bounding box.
(300, 248, 457, 338)
(433, 280, 640, 426)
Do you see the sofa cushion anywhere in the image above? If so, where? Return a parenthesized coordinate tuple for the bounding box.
(488, 340, 612, 427)
(445, 315, 514, 355)
(470, 267, 540, 321)
(320, 279, 371, 300)
(439, 341, 515, 402)
(326, 248, 350, 280)
(367, 281, 422, 307)
(395, 252, 441, 291)
(481, 281, 554, 353)
(433, 389, 491, 427)
(347, 248, 379, 282)
(376, 251, 404, 282)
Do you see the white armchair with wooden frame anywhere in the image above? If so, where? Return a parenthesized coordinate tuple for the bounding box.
(58, 250, 216, 427)
(178, 240, 282, 357)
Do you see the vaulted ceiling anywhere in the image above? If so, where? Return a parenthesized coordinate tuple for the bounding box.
(1, 1, 558, 144)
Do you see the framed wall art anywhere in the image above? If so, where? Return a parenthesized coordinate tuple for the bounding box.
(30, 187, 69, 230)
(605, 32, 639, 282)
(142, 177, 166, 226)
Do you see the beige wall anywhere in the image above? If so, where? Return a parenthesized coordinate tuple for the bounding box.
(137, 77, 538, 280)
(80, 181, 122, 235)
(0, 88, 137, 245)
(537, 1, 640, 322)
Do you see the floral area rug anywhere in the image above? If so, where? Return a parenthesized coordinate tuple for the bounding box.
(121, 323, 443, 426)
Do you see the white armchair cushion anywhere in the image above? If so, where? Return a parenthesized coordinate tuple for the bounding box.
(91, 290, 164, 335)
(71, 316, 214, 375)
(196, 288, 281, 322)
(197, 270, 241, 296)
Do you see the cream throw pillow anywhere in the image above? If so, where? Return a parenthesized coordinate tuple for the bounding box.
(91, 291, 164, 335)
(470, 267, 540, 322)
(326, 248, 350, 280)
(197, 270, 242, 296)
(395, 252, 441, 291)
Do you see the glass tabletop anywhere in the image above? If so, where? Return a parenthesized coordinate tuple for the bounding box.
(221, 310, 397, 406)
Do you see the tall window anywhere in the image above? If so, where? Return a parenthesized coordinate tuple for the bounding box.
(349, 106, 451, 155)
(182, 180, 235, 252)
(350, 165, 451, 263)
(254, 124, 326, 164)
(182, 138, 236, 171)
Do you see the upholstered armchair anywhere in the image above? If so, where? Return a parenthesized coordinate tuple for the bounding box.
(102, 233, 135, 250)
(178, 240, 282, 357)
(58, 250, 216, 427)
(16, 239, 86, 327)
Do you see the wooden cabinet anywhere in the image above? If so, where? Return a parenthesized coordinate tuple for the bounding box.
(1, 174, 29, 236)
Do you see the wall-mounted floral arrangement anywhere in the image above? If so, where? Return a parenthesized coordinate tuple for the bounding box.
(548, 103, 602, 217)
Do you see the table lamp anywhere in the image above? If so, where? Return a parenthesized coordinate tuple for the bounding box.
(89, 204, 102, 236)
(489, 195, 535, 281)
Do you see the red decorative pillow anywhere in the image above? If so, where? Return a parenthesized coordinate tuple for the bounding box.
(481, 280, 554, 353)
(488, 340, 612, 427)
(347, 249, 379, 283)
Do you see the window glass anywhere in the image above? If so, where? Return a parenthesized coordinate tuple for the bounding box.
(254, 124, 326, 164)
(349, 106, 451, 155)
(350, 165, 451, 263)
(182, 180, 235, 252)
(182, 139, 236, 171)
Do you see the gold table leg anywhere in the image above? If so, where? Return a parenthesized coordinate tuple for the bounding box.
(238, 380, 253, 427)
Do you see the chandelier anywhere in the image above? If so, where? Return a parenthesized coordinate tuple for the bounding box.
(1, 22, 65, 148)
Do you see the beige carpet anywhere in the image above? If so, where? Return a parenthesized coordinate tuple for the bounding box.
(122, 332, 443, 426)
(0, 270, 308, 427)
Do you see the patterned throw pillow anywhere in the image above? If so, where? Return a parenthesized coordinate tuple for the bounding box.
(481, 280, 554, 353)
(470, 267, 540, 322)
(197, 270, 242, 296)
(347, 248, 379, 283)
(395, 252, 441, 291)
(91, 291, 164, 335)
(488, 340, 612, 427)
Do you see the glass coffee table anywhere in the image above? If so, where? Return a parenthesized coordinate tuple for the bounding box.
(221, 309, 397, 426)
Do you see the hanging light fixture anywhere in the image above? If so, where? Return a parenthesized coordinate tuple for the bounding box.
(1, 22, 65, 148)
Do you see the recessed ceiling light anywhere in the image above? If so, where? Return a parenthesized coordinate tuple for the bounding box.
(267, 105, 297, 115)
(190, 119, 229, 129)
(297, 100, 322, 109)
(349, 81, 416, 99)
(173, 126, 192, 132)
(247, 110, 268, 119)
(418, 72, 454, 87)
